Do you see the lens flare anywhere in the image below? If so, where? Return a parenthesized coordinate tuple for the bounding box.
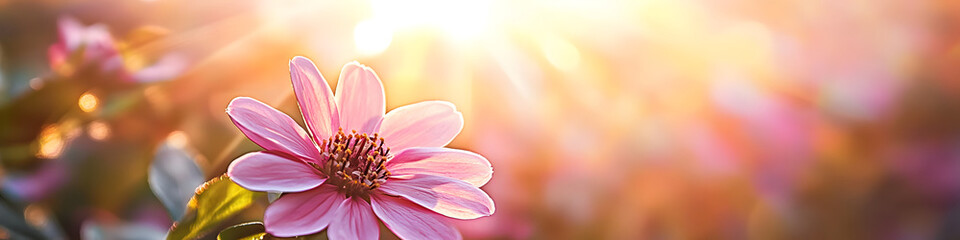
(354, 20, 394, 56)
(539, 35, 581, 72)
(368, 0, 492, 41)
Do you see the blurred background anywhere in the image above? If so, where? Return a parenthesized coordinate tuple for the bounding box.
(3, 0, 960, 239)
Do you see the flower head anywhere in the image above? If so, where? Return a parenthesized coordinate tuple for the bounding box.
(48, 16, 185, 83)
(226, 56, 494, 239)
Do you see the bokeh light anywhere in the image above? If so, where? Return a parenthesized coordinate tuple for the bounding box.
(78, 92, 98, 113)
(87, 121, 110, 141)
(368, 0, 493, 40)
(166, 131, 189, 149)
(36, 125, 64, 159)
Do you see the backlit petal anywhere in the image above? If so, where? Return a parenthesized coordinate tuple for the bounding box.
(290, 56, 340, 142)
(380, 174, 494, 219)
(328, 197, 379, 240)
(264, 185, 345, 237)
(387, 147, 492, 187)
(371, 194, 462, 240)
(227, 152, 325, 192)
(380, 101, 463, 151)
(335, 62, 385, 134)
(226, 97, 321, 161)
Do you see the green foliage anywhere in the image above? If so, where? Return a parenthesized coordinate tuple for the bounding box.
(214, 221, 332, 240)
(217, 222, 267, 240)
(166, 175, 264, 240)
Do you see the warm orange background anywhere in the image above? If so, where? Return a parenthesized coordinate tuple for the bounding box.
(3, 0, 960, 239)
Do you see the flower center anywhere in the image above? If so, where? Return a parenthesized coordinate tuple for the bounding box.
(313, 128, 391, 198)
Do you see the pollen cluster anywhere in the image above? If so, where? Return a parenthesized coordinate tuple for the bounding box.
(314, 128, 392, 198)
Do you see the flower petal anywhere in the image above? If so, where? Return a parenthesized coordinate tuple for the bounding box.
(328, 197, 379, 240)
(290, 56, 340, 142)
(57, 16, 84, 51)
(387, 147, 492, 187)
(227, 152, 325, 192)
(335, 62, 385, 134)
(264, 185, 345, 237)
(380, 101, 463, 151)
(226, 97, 321, 161)
(370, 194, 462, 240)
(131, 53, 187, 83)
(48, 44, 68, 69)
(80, 24, 119, 61)
(379, 174, 494, 219)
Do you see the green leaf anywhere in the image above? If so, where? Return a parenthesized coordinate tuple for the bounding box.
(214, 221, 332, 240)
(217, 222, 266, 240)
(166, 175, 263, 240)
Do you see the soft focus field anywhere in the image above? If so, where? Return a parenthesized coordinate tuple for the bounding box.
(3, 0, 960, 239)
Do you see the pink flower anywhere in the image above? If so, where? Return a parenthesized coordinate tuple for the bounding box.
(47, 16, 185, 83)
(225, 56, 494, 239)
(48, 16, 123, 73)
